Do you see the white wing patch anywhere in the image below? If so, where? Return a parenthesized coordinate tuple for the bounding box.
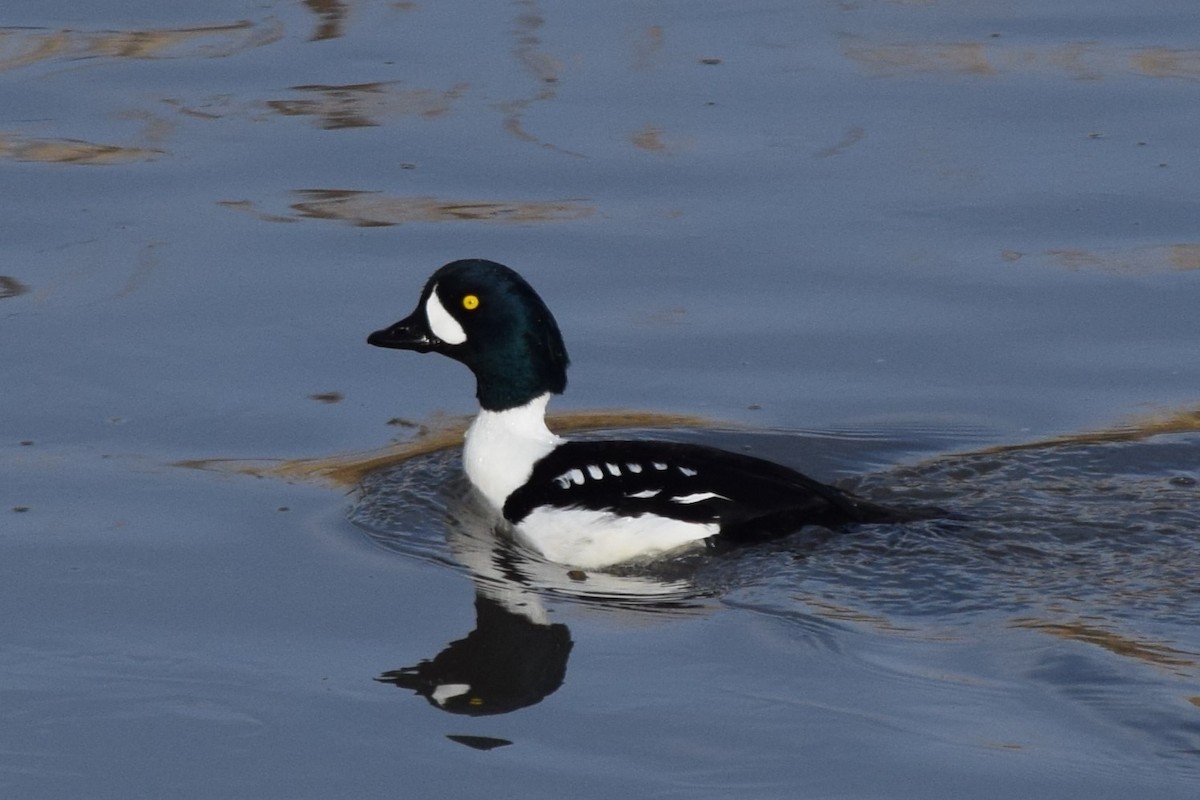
(670, 491, 729, 504)
(552, 462, 695, 488)
(431, 683, 472, 706)
(425, 284, 467, 345)
(626, 489, 661, 499)
(553, 468, 586, 488)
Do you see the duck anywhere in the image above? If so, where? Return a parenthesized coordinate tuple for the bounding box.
(368, 258, 926, 569)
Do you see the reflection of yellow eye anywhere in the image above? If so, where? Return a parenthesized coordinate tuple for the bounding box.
(462, 294, 479, 311)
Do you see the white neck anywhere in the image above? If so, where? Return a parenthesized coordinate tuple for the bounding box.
(462, 393, 562, 511)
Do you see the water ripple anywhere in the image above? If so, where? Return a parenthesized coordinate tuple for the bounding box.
(349, 429, 1200, 647)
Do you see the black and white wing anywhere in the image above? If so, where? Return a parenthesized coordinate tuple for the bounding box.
(503, 439, 905, 542)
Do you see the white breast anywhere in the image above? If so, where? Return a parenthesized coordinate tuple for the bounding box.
(462, 393, 561, 511)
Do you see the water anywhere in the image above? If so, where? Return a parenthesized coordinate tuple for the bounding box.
(3, 1, 1199, 797)
(348, 425, 1200, 793)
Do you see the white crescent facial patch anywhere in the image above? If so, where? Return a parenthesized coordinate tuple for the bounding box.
(425, 284, 467, 345)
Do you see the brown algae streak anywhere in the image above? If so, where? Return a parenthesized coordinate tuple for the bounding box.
(1044, 244, 1200, 274)
(1010, 618, 1197, 674)
(0, 19, 283, 70)
(265, 82, 466, 130)
(218, 192, 593, 227)
(294, 190, 592, 227)
(176, 409, 716, 487)
(844, 37, 1200, 82)
(0, 135, 163, 164)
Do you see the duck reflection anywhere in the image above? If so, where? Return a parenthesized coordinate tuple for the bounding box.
(302, 0, 349, 42)
(376, 592, 572, 716)
(359, 460, 706, 715)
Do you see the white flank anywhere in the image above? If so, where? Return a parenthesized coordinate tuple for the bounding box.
(518, 507, 717, 568)
(586, 464, 604, 480)
(425, 284, 467, 344)
(463, 393, 561, 510)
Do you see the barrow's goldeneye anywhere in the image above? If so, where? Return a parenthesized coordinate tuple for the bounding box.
(368, 259, 925, 568)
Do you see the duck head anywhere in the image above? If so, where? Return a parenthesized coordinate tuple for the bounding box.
(368, 259, 570, 411)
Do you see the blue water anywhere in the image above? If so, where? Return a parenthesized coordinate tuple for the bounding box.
(2, 1, 1198, 797)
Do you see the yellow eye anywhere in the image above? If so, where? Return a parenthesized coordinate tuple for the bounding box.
(462, 294, 479, 311)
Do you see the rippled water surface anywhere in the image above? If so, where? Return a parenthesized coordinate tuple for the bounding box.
(350, 428, 1200, 791)
(3, 1, 1199, 797)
